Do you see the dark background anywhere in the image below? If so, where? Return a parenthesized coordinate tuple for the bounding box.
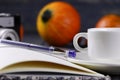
(0, 0, 120, 79)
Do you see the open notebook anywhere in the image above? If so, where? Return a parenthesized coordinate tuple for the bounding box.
(0, 40, 110, 80)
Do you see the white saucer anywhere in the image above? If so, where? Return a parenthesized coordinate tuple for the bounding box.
(67, 52, 120, 74)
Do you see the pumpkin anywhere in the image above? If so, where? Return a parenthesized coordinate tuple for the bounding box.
(36, 1, 80, 46)
(96, 14, 120, 28)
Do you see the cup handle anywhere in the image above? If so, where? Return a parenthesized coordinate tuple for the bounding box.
(73, 32, 88, 53)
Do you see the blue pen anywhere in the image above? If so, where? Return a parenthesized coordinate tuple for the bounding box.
(0, 39, 76, 58)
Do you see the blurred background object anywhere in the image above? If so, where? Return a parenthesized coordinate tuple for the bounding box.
(36, 1, 80, 47)
(0, 13, 22, 41)
(96, 14, 120, 28)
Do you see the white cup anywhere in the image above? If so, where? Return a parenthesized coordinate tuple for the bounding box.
(73, 28, 120, 60)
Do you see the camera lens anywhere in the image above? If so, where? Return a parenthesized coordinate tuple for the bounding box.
(0, 29, 19, 41)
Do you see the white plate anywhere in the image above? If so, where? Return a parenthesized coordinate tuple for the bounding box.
(67, 52, 120, 74)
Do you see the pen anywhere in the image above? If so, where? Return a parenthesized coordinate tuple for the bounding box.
(0, 39, 76, 58)
(0, 39, 54, 52)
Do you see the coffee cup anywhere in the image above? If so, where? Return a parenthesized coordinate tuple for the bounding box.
(73, 28, 120, 60)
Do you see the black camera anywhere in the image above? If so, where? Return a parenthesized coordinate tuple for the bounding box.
(0, 13, 22, 41)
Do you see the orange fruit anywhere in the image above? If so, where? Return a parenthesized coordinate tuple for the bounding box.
(96, 14, 120, 28)
(36, 1, 80, 46)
